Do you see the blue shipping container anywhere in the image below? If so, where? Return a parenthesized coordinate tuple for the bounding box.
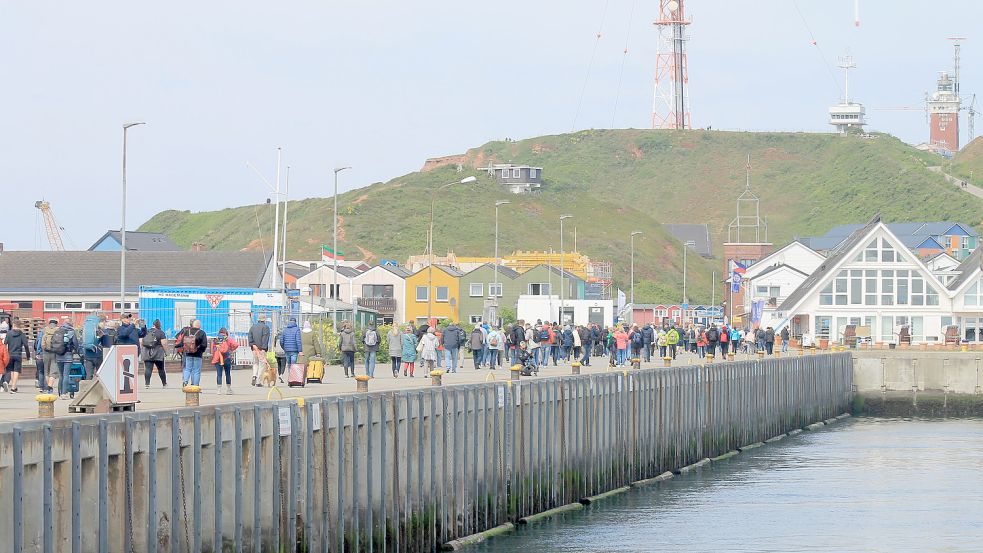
(139, 286, 284, 340)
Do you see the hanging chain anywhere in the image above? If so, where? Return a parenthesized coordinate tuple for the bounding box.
(178, 427, 191, 553)
(125, 428, 135, 553)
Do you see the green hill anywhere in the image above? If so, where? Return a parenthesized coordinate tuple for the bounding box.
(140, 129, 983, 305)
(952, 136, 983, 187)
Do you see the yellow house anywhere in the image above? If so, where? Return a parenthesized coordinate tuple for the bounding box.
(404, 265, 464, 324)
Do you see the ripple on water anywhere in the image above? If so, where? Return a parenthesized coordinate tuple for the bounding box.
(472, 418, 983, 553)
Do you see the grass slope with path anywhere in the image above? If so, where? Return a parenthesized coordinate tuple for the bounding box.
(140, 129, 983, 305)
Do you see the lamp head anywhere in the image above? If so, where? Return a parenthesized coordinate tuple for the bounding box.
(460, 176, 477, 184)
(334, 166, 352, 174)
(631, 231, 643, 237)
(560, 214, 573, 221)
(123, 122, 145, 130)
(496, 200, 510, 207)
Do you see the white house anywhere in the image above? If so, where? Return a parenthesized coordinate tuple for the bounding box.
(349, 265, 410, 325)
(775, 216, 953, 345)
(517, 295, 613, 327)
(295, 265, 363, 304)
(945, 247, 983, 342)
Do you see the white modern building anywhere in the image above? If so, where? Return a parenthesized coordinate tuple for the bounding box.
(350, 264, 410, 325)
(517, 295, 612, 327)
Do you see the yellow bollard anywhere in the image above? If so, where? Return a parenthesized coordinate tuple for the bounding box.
(706, 353, 714, 364)
(510, 365, 522, 381)
(662, 357, 672, 367)
(757, 351, 765, 360)
(355, 374, 370, 392)
(727, 352, 735, 361)
(798, 348, 804, 356)
(36, 393, 57, 419)
(571, 361, 582, 375)
(775, 350, 781, 358)
(183, 385, 201, 407)
(430, 370, 444, 386)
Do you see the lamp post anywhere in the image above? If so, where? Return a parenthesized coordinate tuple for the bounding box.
(630, 231, 642, 322)
(120, 122, 145, 312)
(494, 200, 510, 322)
(559, 214, 572, 324)
(683, 240, 696, 306)
(332, 166, 351, 327)
(428, 176, 477, 320)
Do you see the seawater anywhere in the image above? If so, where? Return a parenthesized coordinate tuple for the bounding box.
(474, 418, 983, 553)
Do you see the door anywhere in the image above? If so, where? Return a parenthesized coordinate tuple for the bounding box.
(588, 307, 605, 326)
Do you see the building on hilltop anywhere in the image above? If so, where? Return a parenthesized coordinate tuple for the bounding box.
(87, 230, 180, 252)
(482, 163, 543, 194)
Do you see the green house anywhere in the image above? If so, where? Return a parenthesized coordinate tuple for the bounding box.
(458, 263, 521, 324)
(513, 264, 585, 301)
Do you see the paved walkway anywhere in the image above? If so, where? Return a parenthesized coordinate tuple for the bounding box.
(927, 166, 983, 200)
(0, 350, 784, 422)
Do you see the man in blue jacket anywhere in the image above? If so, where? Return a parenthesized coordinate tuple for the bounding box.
(114, 313, 144, 346)
(279, 318, 303, 368)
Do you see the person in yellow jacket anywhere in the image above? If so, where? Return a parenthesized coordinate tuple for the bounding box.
(666, 325, 680, 360)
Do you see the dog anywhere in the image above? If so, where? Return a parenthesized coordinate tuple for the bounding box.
(258, 362, 278, 387)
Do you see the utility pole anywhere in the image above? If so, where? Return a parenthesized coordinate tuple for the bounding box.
(559, 215, 572, 324)
(494, 200, 510, 324)
(121, 122, 145, 312)
(630, 231, 642, 323)
(332, 166, 351, 326)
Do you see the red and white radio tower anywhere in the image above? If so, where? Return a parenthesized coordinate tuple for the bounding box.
(652, 0, 691, 129)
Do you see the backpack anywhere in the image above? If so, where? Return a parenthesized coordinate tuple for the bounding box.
(174, 329, 185, 351)
(720, 327, 729, 342)
(182, 330, 199, 354)
(539, 329, 550, 342)
(0, 340, 8, 372)
(41, 327, 56, 352)
(631, 332, 644, 347)
(50, 328, 69, 355)
(143, 329, 160, 349)
(365, 329, 378, 346)
(489, 334, 499, 347)
(82, 315, 101, 352)
(707, 328, 719, 342)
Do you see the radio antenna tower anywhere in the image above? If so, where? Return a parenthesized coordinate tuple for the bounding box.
(652, 0, 691, 129)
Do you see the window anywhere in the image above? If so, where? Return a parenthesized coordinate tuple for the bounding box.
(309, 284, 326, 297)
(84, 302, 101, 310)
(966, 281, 981, 306)
(14, 301, 32, 309)
(416, 286, 428, 302)
(470, 283, 483, 297)
(529, 168, 538, 179)
(113, 302, 135, 310)
(44, 302, 62, 310)
(361, 284, 394, 298)
(528, 283, 551, 295)
(820, 282, 833, 306)
(435, 287, 449, 302)
(469, 315, 483, 324)
(815, 316, 831, 339)
(512, 168, 520, 178)
(64, 302, 83, 310)
(756, 285, 768, 295)
(880, 238, 895, 262)
(489, 283, 503, 297)
(500, 169, 509, 179)
(864, 240, 878, 262)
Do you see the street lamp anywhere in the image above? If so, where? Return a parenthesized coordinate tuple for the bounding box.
(428, 176, 477, 320)
(559, 214, 573, 324)
(630, 231, 643, 322)
(332, 166, 351, 327)
(494, 200, 510, 322)
(121, 122, 145, 313)
(683, 240, 696, 306)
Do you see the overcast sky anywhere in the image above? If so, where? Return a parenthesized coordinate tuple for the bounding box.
(2, 1, 980, 251)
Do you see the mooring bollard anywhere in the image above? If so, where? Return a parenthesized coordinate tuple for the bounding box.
(662, 356, 671, 367)
(430, 370, 444, 386)
(961, 344, 969, 352)
(798, 347, 805, 356)
(632, 358, 641, 370)
(510, 365, 522, 381)
(705, 353, 714, 364)
(183, 385, 201, 407)
(355, 375, 370, 392)
(809, 347, 817, 355)
(36, 393, 57, 419)
(571, 361, 581, 375)
(727, 352, 735, 361)
(757, 351, 765, 360)
(775, 350, 782, 358)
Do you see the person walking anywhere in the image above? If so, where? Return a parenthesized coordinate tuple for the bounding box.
(181, 319, 207, 387)
(39, 318, 58, 392)
(142, 319, 167, 388)
(52, 317, 79, 399)
(301, 320, 322, 360)
(487, 325, 504, 369)
(280, 317, 304, 379)
(641, 324, 654, 362)
(719, 323, 730, 356)
(336, 321, 357, 378)
(272, 329, 287, 382)
(210, 328, 238, 394)
(667, 325, 680, 360)
(657, 327, 668, 358)
(441, 322, 464, 373)
(388, 325, 402, 377)
(579, 324, 593, 366)
(469, 326, 484, 370)
(362, 322, 381, 378)
(561, 325, 574, 362)
(613, 325, 629, 367)
(696, 327, 707, 358)
(419, 327, 439, 372)
(705, 324, 720, 357)
(2, 320, 31, 393)
(780, 326, 790, 353)
(400, 325, 418, 377)
(248, 314, 272, 387)
(765, 326, 776, 355)
(629, 324, 643, 360)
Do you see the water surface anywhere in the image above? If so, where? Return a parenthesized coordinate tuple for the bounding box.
(474, 418, 983, 553)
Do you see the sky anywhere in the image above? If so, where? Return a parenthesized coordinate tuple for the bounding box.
(2, 1, 981, 251)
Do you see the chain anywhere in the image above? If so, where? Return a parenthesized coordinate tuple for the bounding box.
(178, 427, 191, 553)
(125, 428, 135, 553)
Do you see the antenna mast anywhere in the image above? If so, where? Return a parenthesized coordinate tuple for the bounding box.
(651, 0, 691, 129)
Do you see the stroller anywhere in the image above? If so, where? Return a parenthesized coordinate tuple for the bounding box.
(517, 347, 539, 376)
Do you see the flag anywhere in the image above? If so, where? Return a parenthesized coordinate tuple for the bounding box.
(728, 259, 747, 274)
(751, 300, 764, 327)
(321, 245, 345, 261)
(731, 272, 741, 294)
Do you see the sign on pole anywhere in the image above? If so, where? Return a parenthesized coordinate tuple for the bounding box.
(96, 345, 139, 404)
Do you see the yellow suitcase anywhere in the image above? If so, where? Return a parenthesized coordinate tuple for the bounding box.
(306, 359, 325, 383)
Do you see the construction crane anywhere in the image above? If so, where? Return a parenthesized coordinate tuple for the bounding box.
(35, 200, 66, 251)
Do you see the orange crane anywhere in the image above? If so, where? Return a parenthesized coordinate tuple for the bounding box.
(35, 200, 66, 251)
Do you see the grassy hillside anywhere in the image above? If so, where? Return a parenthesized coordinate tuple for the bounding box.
(952, 136, 983, 187)
(141, 129, 983, 305)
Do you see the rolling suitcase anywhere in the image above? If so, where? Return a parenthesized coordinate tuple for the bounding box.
(67, 361, 86, 397)
(287, 363, 306, 387)
(306, 359, 325, 383)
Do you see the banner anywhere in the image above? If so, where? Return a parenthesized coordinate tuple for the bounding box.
(731, 271, 742, 294)
(751, 300, 764, 328)
(321, 245, 345, 261)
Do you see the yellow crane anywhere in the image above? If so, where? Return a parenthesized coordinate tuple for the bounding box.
(35, 200, 66, 251)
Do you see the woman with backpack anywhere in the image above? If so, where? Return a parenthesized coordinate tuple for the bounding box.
(362, 322, 380, 378)
(419, 327, 439, 372)
(400, 325, 418, 377)
(486, 326, 503, 369)
(142, 319, 167, 388)
(210, 327, 238, 394)
(388, 325, 402, 378)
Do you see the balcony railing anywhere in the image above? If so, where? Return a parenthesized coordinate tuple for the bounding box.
(357, 297, 397, 313)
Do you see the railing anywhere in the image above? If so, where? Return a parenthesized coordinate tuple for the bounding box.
(357, 297, 397, 313)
